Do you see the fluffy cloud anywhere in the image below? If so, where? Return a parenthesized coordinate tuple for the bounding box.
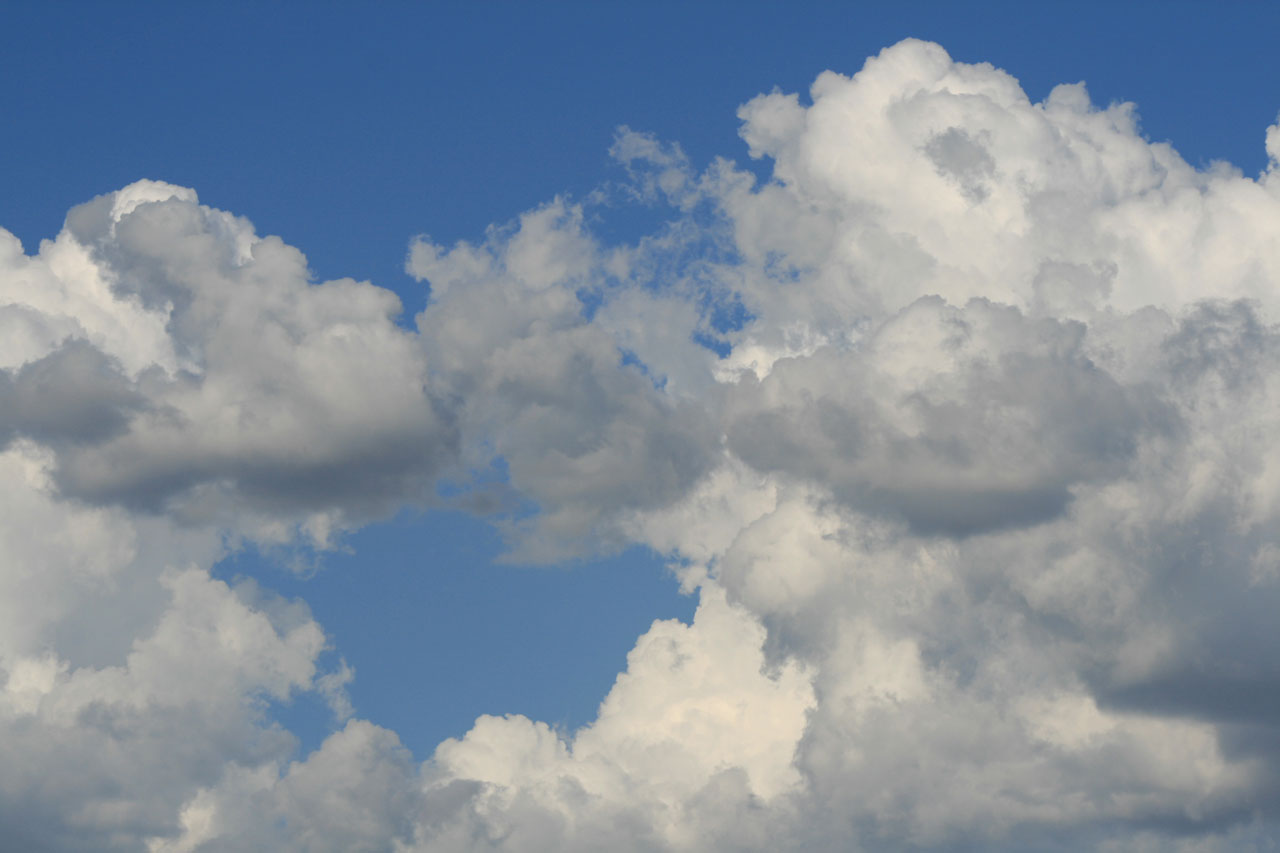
(409, 202, 718, 559)
(5, 36, 1280, 851)
(0, 180, 453, 541)
(0, 181, 428, 850)
(0, 546, 341, 850)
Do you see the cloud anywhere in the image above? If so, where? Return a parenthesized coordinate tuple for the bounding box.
(397, 38, 1280, 849)
(410, 201, 719, 559)
(146, 720, 419, 853)
(6, 36, 1280, 851)
(721, 295, 1173, 536)
(0, 339, 144, 447)
(2, 182, 455, 541)
(0, 559, 339, 851)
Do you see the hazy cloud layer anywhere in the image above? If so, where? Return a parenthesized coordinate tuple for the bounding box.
(5, 38, 1280, 850)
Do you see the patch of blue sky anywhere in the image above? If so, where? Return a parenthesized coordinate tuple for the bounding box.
(692, 331, 734, 360)
(217, 508, 695, 759)
(5, 5, 1278, 293)
(693, 287, 755, 359)
(576, 177, 751, 363)
(618, 348, 670, 391)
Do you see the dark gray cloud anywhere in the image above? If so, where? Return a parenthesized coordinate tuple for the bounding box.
(0, 339, 142, 448)
(723, 299, 1173, 536)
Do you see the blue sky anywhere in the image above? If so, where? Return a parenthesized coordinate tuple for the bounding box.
(5, 2, 1278, 292)
(5, 3, 1280, 850)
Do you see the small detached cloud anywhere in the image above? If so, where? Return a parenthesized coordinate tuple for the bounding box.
(5, 37, 1280, 851)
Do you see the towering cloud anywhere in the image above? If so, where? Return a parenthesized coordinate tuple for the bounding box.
(4, 38, 1280, 850)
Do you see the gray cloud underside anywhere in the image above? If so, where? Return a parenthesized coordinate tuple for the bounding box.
(4, 38, 1280, 851)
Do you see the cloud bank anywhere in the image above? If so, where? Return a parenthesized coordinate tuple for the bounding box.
(4, 39, 1280, 850)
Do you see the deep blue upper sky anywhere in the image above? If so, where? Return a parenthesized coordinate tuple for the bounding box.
(5, 2, 1278, 309)
(4, 0, 1278, 759)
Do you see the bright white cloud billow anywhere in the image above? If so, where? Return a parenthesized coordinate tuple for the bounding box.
(5, 38, 1280, 850)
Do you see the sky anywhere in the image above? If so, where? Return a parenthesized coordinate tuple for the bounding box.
(3, 2, 1280, 850)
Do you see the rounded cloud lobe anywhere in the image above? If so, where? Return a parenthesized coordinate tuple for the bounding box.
(5, 38, 1280, 850)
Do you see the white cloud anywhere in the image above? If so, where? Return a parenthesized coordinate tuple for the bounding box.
(6, 36, 1280, 851)
(407, 585, 813, 852)
(1, 183, 456, 543)
(0, 557, 343, 851)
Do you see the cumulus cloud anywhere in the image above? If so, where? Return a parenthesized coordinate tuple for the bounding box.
(6, 36, 1280, 851)
(1, 181, 454, 541)
(410, 201, 719, 559)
